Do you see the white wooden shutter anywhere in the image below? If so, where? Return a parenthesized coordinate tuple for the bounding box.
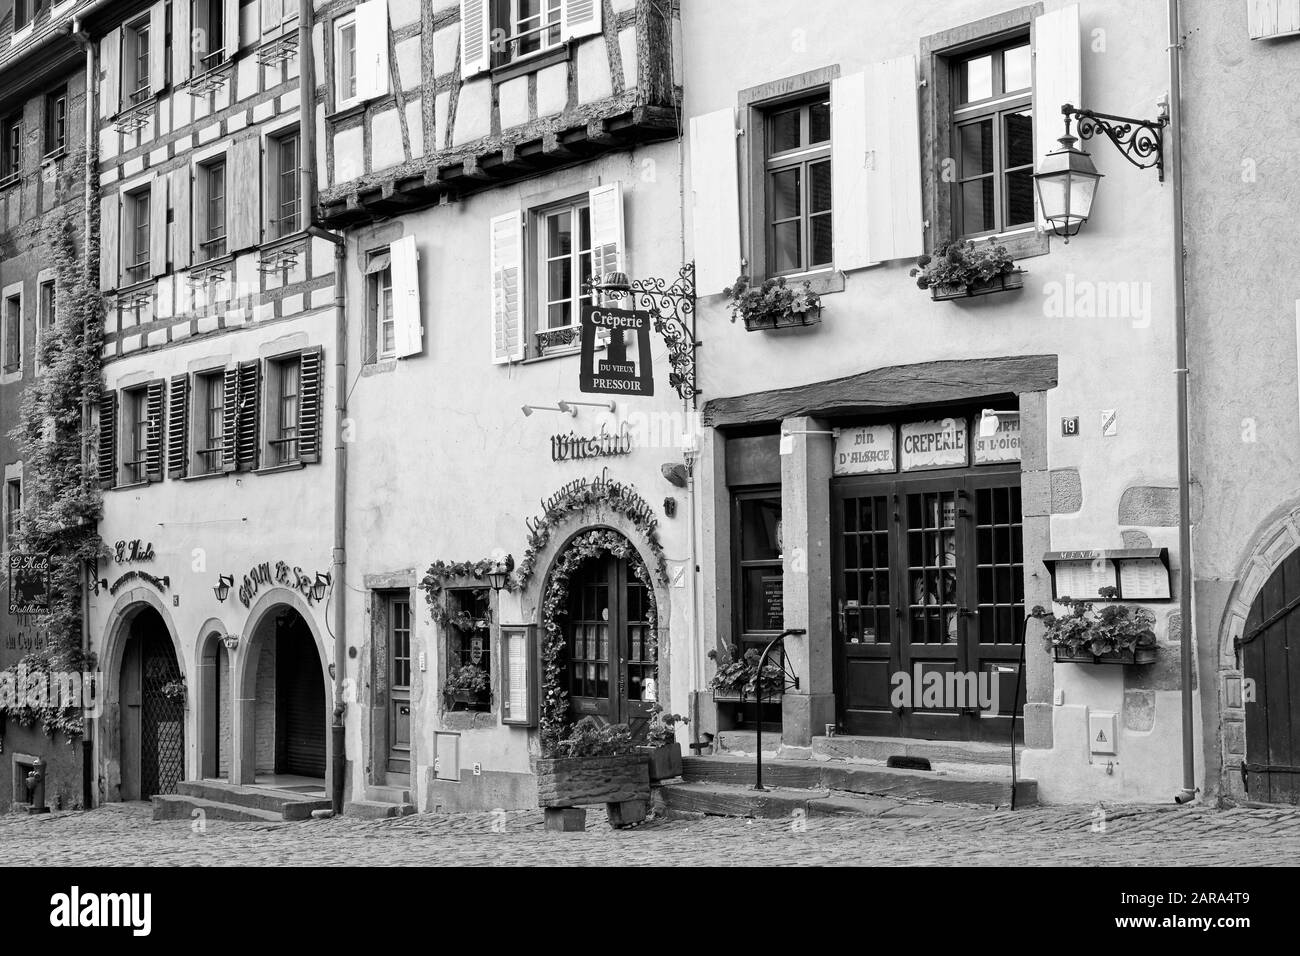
(587, 182, 625, 288)
(1034, 4, 1081, 228)
(171, 168, 192, 270)
(100, 194, 120, 291)
(1249, 0, 1300, 39)
(689, 108, 741, 296)
(227, 136, 262, 252)
(561, 0, 602, 40)
(460, 0, 491, 78)
(150, 177, 168, 277)
(101, 30, 121, 118)
(355, 0, 391, 100)
(489, 210, 524, 365)
(145, 379, 166, 483)
(149, 2, 167, 94)
(173, 0, 192, 84)
(831, 72, 870, 271)
(862, 55, 923, 264)
(226, 0, 242, 53)
(390, 234, 423, 358)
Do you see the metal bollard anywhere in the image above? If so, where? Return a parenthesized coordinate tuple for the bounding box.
(25, 756, 50, 815)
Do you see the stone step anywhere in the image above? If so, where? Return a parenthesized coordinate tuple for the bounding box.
(680, 755, 1035, 807)
(812, 734, 1021, 775)
(175, 780, 331, 820)
(365, 785, 412, 804)
(347, 799, 416, 820)
(655, 782, 979, 820)
(151, 794, 285, 824)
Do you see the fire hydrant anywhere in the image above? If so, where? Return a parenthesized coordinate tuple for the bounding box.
(25, 756, 49, 815)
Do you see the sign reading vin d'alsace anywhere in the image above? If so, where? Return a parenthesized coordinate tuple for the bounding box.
(833, 424, 897, 475)
(580, 304, 655, 397)
(8, 553, 51, 615)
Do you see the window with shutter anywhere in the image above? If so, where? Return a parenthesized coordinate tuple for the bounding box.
(221, 366, 239, 472)
(101, 30, 122, 119)
(334, 15, 360, 110)
(560, 0, 600, 42)
(298, 348, 323, 463)
(171, 167, 193, 270)
(354, 0, 390, 102)
(168, 373, 190, 479)
(389, 235, 422, 359)
(193, 368, 226, 475)
(366, 251, 395, 362)
(100, 194, 120, 292)
(145, 379, 166, 482)
(150, 177, 169, 277)
(149, 2, 168, 95)
(460, 0, 491, 77)
(489, 210, 524, 365)
(228, 135, 263, 251)
(98, 391, 118, 489)
(264, 353, 308, 466)
(236, 359, 261, 471)
(689, 107, 741, 296)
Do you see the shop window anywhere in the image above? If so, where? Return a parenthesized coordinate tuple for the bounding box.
(123, 16, 152, 107)
(727, 488, 785, 730)
(193, 369, 225, 475)
(2, 113, 22, 187)
(197, 157, 228, 262)
(763, 93, 832, 277)
(443, 587, 491, 712)
(2, 292, 20, 374)
(268, 130, 300, 238)
(44, 87, 67, 158)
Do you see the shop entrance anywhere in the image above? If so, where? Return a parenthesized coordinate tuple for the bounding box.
(1240, 548, 1300, 804)
(119, 608, 185, 800)
(832, 469, 1024, 742)
(274, 612, 327, 778)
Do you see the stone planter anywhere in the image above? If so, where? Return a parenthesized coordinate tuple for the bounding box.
(1053, 645, 1158, 665)
(742, 306, 821, 332)
(639, 742, 683, 782)
(535, 753, 650, 808)
(929, 270, 1025, 301)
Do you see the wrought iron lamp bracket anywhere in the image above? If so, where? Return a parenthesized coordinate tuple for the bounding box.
(1061, 103, 1168, 181)
(591, 262, 700, 404)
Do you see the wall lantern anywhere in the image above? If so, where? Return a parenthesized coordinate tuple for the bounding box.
(311, 571, 332, 603)
(486, 563, 511, 593)
(221, 633, 240, 652)
(1034, 102, 1167, 242)
(213, 574, 234, 602)
(978, 409, 1020, 438)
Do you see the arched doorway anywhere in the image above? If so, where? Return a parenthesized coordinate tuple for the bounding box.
(197, 632, 232, 781)
(242, 605, 327, 782)
(118, 606, 185, 800)
(1240, 549, 1300, 804)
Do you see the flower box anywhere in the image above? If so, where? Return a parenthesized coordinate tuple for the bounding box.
(742, 306, 822, 332)
(639, 742, 682, 782)
(929, 270, 1025, 301)
(535, 753, 650, 808)
(1053, 645, 1158, 666)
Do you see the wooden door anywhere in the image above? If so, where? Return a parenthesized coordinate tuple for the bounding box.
(120, 635, 143, 801)
(386, 597, 412, 776)
(1241, 549, 1300, 803)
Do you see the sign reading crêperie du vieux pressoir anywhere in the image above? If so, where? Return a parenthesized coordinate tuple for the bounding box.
(580, 304, 654, 397)
(833, 424, 897, 475)
(900, 418, 968, 471)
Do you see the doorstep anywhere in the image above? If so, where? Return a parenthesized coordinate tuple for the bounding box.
(152, 779, 331, 822)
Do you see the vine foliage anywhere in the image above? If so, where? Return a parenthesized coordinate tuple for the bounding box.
(419, 556, 515, 626)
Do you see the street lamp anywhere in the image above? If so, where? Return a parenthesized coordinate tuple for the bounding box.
(213, 574, 234, 602)
(486, 563, 511, 592)
(311, 571, 332, 603)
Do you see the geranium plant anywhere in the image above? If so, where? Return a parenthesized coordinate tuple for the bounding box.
(553, 716, 637, 759)
(722, 275, 822, 327)
(444, 664, 490, 698)
(910, 238, 1016, 291)
(644, 704, 688, 748)
(1031, 587, 1158, 657)
(707, 644, 786, 698)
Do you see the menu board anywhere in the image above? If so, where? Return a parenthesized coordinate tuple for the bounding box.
(974, 413, 1021, 464)
(1119, 558, 1171, 600)
(762, 575, 784, 630)
(900, 418, 968, 471)
(833, 424, 897, 475)
(501, 627, 534, 726)
(1051, 559, 1118, 601)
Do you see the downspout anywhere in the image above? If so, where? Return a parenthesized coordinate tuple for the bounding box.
(1167, 0, 1197, 805)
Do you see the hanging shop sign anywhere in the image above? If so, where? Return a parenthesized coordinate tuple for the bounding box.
(900, 418, 968, 472)
(108, 570, 171, 595)
(974, 413, 1021, 464)
(551, 423, 633, 463)
(579, 305, 655, 396)
(237, 560, 330, 608)
(833, 424, 897, 475)
(113, 538, 156, 563)
(7, 554, 51, 615)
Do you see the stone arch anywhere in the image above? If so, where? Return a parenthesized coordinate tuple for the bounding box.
(194, 618, 233, 781)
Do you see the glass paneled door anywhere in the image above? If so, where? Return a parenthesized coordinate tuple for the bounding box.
(566, 553, 656, 738)
(833, 470, 1024, 742)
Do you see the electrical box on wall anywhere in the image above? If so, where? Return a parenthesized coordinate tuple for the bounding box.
(1089, 712, 1118, 755)
(434, 732, 460, 781)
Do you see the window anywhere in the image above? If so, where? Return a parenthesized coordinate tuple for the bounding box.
(268, 355, 302, 466)
(366, 250, 395, 361)
(444, 587, 491, 712)
(334, 16, 358, 108)
(44, 88, 67, 157)
(199, 159, 227, 261)
(124, 187, 152, 281)
(2, 293, 20, 374)
(951, 40, 1034, 237)
(269, 131, 300, 238)
(123, 386, 151, 485)
(502, 0, 563, 63)
(764, 94, 832, 276)
(530, 198, 593, 356)
(14, 0, 38, 32)
(36, 280, 54, 372)
(193, 0, 226, 72)
(3, 478, 19, 545)
(2, 113, 22, 185)
(390, 595, 411, 691)
(194, 369, 225, 474)
(124, 17, 152, 106)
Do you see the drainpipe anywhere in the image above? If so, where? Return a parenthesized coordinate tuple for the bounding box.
(1167, 0, 1197, 805)
(298, 3, 316, 237)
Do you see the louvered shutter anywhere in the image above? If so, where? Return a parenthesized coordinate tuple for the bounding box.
(167, 373, 189, 478)
(226, 0, 243, 54)
(150, 177, 168, 277)
(489, 210, 524, 365)
(1034, 4, 1081, 228)
(101, 30, 121, 118)
(173, 0, 192, 84)
(149, 2, 167, 94)
(145, 379, 165, 483)
(221, 369, 239, 472)
(863, 55, 923, 264)
(356, 0, 391, 100)
(587, 182, 625, 291)
(460, 0, 491, 78)
(97, 391, 118, 489)
(560, 0, 602, 40)
(236, 359, 261, 471)
(390, 235, 423, 358)
(227, 136, 261, 252)
(689, 108, 741, 296)
(99, 195, 120, 291)
(298, 348, 323, 464)
(171, 168, 192, 270)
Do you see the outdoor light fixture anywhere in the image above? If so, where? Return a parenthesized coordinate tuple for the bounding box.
(558, 399, 617, 414)
(594, 271, 632, 294)
(221, 633, 240, 652)
(311, 571, 332, 603)
(978, 409, 1019, 438)
(94, 578, 109, 595)
(1034, 102, 1167, 242)
(661, 462, 689, 488)
(486, 563, 511, 592)
(521, 404, 577, 418)
(213, 574, 234, 602)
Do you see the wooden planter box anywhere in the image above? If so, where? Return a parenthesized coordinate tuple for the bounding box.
(742, 307, 821, 332)
(1053, 645, 1158, 665)
(535, 753, 650, 808)
(444, 689, 489, 711)
(930, 270, 1025, 301)
(639, 742, 683, 782)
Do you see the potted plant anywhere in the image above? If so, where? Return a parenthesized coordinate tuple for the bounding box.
(535, 717, 651, 825)
(159, 678, 187, 703)
(443, 663, 490, 710)
(1032, 587, 1159, 664)
(639, 704, 688, 781)
(723, 275, 822, 331)
(707, 644, 787, 701)
(910, 238, 1025, 301)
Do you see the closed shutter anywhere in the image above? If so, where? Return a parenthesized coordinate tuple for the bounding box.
(97, 391, 118, 489)
(1249, 0, 1300, 39)
(173, 0, 192, 85)
(278, 630, 326, 777)
(261, 0, 282, 37)
(298, 347, 323, 464)
(587, 182, 625, 289)
(171, 168, 192, 270)
(150, 177, 168, 277)
(560, 0, 602, 40)
(831, 72, 870, 271)
(145, 378, 165, 483)
(100, 194, 120, 291)
(689, 108, 741, 296)
(221, 369, 239, 472)
(863, 55, 923, 264)
(235, 359, 261, 471)
(460, 0, 491, 78)
(1034, 4, 1081, 228)
(390, 235, 423, 358)
(101, 30, 121, 118)
(227, 136, 261, 252)
(167, 373, 189, 478)
(149, 2, 167, 94)
(355, 0, 391, 100)
(489, 210, 524, 365)
(226, 0, 243, 53)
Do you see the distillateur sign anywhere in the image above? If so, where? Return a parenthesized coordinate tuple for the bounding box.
(579, 305, 655, 397)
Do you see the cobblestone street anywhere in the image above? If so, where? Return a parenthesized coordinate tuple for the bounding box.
(3, 800, 1298, 866)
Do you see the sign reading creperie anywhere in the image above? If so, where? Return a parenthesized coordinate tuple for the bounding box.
(899, 418, 968, 471)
